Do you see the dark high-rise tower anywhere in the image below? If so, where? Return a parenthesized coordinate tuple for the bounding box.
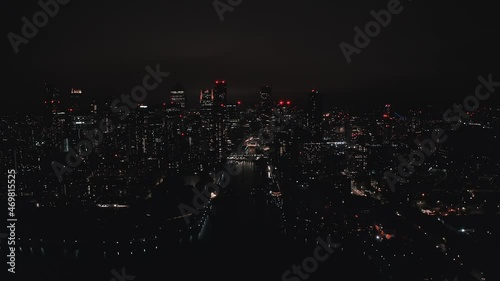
(260, 86, 272, 106)
(213, 80, 227, 106)
(42, 83, 65, 152)
(307, 89, 322, 141)
(382, 104, 393, 144)
(43, 83, 61, 119)
(213, 80, 227, 165)
(259, 86, 272, 126)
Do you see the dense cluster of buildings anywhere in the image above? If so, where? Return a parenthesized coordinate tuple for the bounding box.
(1, 81, 500, 279)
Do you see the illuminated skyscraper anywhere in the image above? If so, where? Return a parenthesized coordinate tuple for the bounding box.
(200, 89, 216, 168)
(383, 104, 391, 118)
(225, 103, 241, 130)
(69, 88, 82, 114)
(200, 89, 214, 111)
(170, 83, 186, 110)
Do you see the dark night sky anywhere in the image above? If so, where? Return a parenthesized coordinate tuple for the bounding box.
(4, 0, 500, 112)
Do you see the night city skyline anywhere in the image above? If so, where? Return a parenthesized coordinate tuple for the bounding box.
(3, 0, 500, 281)
(4, 0, 500, 112)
